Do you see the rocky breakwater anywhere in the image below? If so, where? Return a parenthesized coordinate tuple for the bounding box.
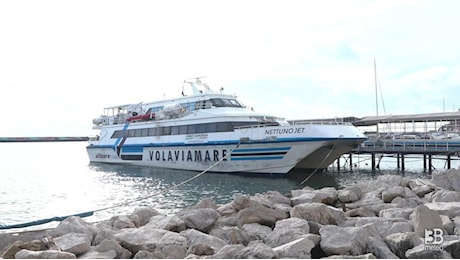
(2, 169, 460, 259)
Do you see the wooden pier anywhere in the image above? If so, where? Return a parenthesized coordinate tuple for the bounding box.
(0, 136, 89, 142)
(321, 110, 460, 172)
(338, 139, 460, 171)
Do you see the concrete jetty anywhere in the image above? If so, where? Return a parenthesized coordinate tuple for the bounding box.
(1, 170, 460, 258)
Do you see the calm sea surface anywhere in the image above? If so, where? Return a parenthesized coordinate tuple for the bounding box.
(1, 142, 457, 232)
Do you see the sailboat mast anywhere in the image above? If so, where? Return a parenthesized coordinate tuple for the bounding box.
(374, 59, 379, 134)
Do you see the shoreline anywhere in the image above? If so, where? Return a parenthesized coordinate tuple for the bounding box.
(1, 169, 460, 258)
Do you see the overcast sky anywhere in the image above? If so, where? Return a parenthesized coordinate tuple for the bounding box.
(1, 0, 459, 136)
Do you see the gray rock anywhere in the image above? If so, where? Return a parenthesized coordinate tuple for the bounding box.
(236, 205, 287, 228)
(187, 243, 214, 256)
(343, 217, 413, 237)
(209, 226, 244, 244)
(319, 225, 368, 256)
(273, 236, 316, 258)
(114, 225, 186, 256)
(265, 217, 310, 247)
(240, 223, 272, 244)
(79, 249, 117, 259)
(412, 205, 443, 237)
(133, 250, 163, 259)
(441, 215, 455, 235)
(432, 169, 460, 191)
(50, 216, 96, 243)
(405, 243, 452, 258)
(345, 207, 376, 218)
(425, 202, 460, 218)
(443, 238, 460, 258)
(148, 215, 186, 232)
(291, 188, 337, 205)
(366, 236, 398, 259)
(379, 207, 414, 219)
(180, 229, 227, 252)
(208, 244, 245, 259)
(216, 203, 237, 217)
(215, 215, 238, 227)
(192, 198, 218, 209)
(234, 241, 277, 259)
(94, 239, 132, 259)
(54, 232, 91, 255)
(323, 253, 377, 258)
(177, 208, 220, 233)
(432, 190, 460, 202)
(1, 240, 46, 259)
(338, 187, 362, 203)
(382, 186, 406, 203)
(231, 194, 261, 211)
(129, 207, 160, 227)
(15, 249, 76, 259)
(384, 232, 422, 259)
(290, 202, 340, 225)
(253, 191, 291, 206)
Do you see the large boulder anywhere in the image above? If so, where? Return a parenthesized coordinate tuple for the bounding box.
(384, 232, 422, 259)
(424, 202, 460, 218)
(1, 240, 46, 259)
(432, 190, 460, 203)
(234, 241, 277, 259)
(180, 229, 227, 253)
(50, 216, 97, 243)
(432, 169, 460, 191)
(290, 202, 343, 225)
(15, 249, 76, 259)
(231, 194, 261, 211)
(236, 205, 287, 228)
(129, 207, 160, 227)
(411, 205, 443, 237)
(54, 232, 91, 256)
(273, 236, 316, 258)
(114, 225, 187, 257)
(265, 217, 310, 247)
(177, 208, 220, 233)
(319, 225, 368, 256)
(405, 244, 453, 258)
(147, 215, 186, 232)
(240, 223, 272, 244)
(382, 186, 406, 203)
(94, 239, 132, 259)
(210, 244, 246, 259)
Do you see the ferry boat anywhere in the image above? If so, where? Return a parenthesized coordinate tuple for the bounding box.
(87, 78, 367, 176)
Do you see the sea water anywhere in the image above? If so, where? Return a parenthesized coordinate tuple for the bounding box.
(0, 142, 456, 232)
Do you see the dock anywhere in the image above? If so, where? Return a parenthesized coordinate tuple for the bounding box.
(0, 136, 89, 142)
(339, 111, 460, 171)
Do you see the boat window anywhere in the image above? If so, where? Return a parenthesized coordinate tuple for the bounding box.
(206, 123, 217, 132)
(188, 124, 197, 134)
(216, 122, 233, 132)
(210, 98, 243, 108)
(179, 125, 188, 135)
(163, 126, 171, 135)
(134, 129, 143, 137)
(196, 123, 207, 133)
(141, 128, 149, 137)
(148, 128, 156, 136)
(171, 126, 179, 135)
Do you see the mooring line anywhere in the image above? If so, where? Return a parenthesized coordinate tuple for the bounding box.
(0, 142, 241, 231)
(300, 136, 343, 185)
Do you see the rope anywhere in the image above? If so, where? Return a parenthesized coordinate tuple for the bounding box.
(0, 142, 240, 230)
(300, 136, 343, 185)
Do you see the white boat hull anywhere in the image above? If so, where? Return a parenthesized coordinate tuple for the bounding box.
(87, 124, 366, 175)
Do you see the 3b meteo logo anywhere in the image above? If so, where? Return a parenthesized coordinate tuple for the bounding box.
(424, 228, 444, 251)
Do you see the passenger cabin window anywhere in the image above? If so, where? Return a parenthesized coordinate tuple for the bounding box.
(110, 120, 280, 139)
